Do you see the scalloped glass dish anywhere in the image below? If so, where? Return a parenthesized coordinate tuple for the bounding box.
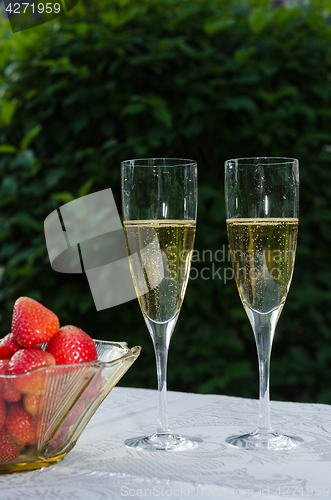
(0, 340, 141, 473)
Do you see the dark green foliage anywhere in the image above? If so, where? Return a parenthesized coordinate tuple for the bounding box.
(0, 0, 331, 402)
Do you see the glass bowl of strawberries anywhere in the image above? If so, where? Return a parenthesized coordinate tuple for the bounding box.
(0, 297, 141, 473)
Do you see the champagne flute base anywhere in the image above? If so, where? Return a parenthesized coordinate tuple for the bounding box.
(124, 432, 203, 451)
(226, 430, 303, 450)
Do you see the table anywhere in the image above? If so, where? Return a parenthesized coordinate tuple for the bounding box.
(1, 387, 331, 499)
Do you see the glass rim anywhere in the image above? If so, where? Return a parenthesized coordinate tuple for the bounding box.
(225, 156, 298, 166)
(121, 157, 197, 167)
(0, 340, 141, 378)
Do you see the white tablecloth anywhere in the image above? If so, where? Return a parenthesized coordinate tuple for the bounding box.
(1, 387, 331, 499)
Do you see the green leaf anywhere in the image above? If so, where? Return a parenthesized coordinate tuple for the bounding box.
(79, 178, 95, 198)
(25, 89, 38, 100)
(51, 192, 75, 203)
(13, 262, 33, 277)
(14, 213, 41, 231)
(204, 17, 236, 35)
(13, 149, 36, 169)
(20, 125, 42, 150)
(144, 96, 172, 127)
(248, 7, 274, 35)
(121, 103, 146, 116)
(0, 145, 17, 154)
(152, 105, 172, 128)
(0, 99, 16, 126)
(1, 176, 18, 195)
(235, 47, 256, 65)
(102, 138, 118, 150)
(223, 97, 258, 112)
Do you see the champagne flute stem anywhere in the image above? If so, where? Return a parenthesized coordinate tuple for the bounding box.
(148, 316, 178, 435)
(155, 337, 170, 434)
(250, 308, 279, 434)
(257, 336, 271, 433)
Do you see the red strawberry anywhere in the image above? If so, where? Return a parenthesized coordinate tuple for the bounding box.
(6, 403, 35, 446)
(46, 326, 98, 365)
(0, 360, 21, 403)
(0, 399, 6, 431)
(8, 348, 56, 395)
(12, 297, 59, 348)
(0, 427, 20, 463)
(0, 333, 21, 360)
(29, 417, 38, 446)
(23, 394, 43, 417)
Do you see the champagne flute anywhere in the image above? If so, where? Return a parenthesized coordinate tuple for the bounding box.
(225, 157, 302, 450)
(121, 158, 202, 451)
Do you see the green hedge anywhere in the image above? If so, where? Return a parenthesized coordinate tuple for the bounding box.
(1, 0, 331, 403)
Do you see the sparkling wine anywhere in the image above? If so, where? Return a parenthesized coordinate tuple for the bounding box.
(124, 220, 196, 323)
(227, 218, 298, 314)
